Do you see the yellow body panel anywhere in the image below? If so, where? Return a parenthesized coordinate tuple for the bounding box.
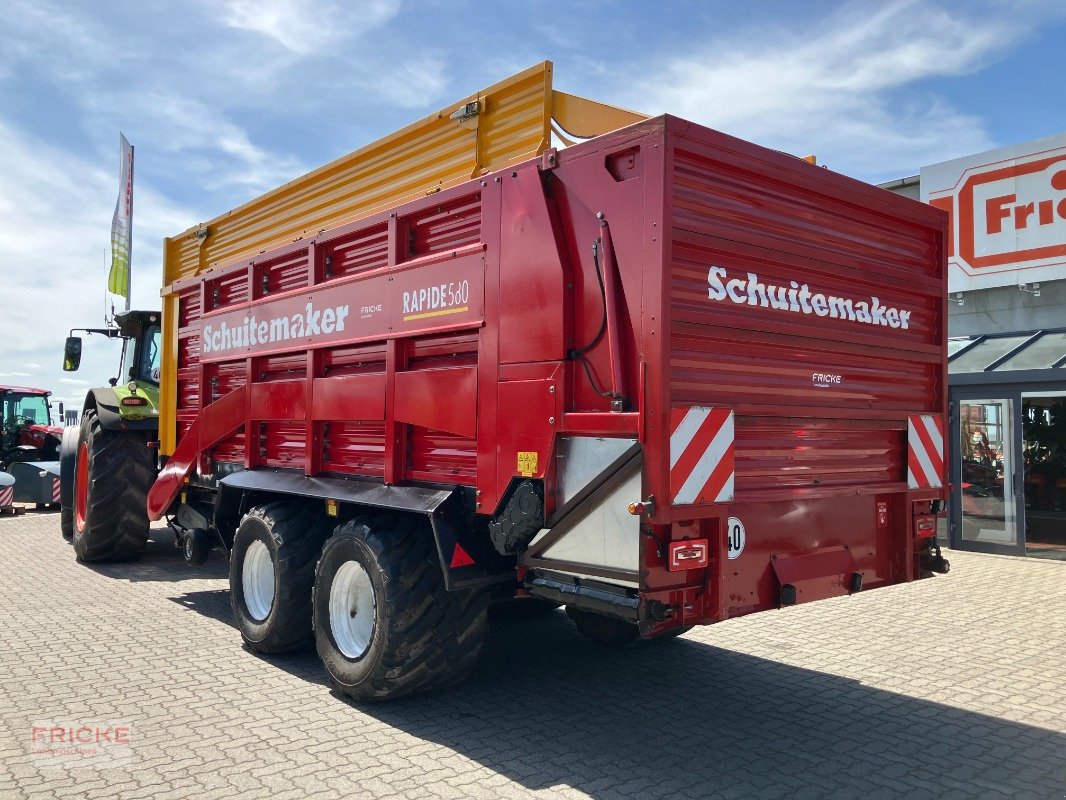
(162, 62, 555, 288)
(551, 91, 647, 140)
(159, 292, 179, 454)
(159, 62, 646, 454)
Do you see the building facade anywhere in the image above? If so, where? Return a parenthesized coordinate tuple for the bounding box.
(881, 133, 1066, 559)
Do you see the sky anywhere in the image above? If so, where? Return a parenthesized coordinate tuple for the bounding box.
(0, 0, 1063, 418)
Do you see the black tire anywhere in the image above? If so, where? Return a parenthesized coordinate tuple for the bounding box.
(649, 624, 694, 641)
(183, 529, 212, 566)
(488, 595, 562, 622)
(566, 606, 640, 647)
(59, 425, 78, 538)
(229, 502, 330, 654)
(72, 409, 154, 562)
(313, 513, 488, 702)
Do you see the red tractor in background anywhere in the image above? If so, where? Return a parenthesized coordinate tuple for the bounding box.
(0, 385, 64, 509)
(1, 386, 63, 466)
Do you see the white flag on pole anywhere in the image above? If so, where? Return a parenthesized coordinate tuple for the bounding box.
(108, 133, 133, 304)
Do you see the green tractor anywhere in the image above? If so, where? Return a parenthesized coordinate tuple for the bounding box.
(59, 310, 161, 560)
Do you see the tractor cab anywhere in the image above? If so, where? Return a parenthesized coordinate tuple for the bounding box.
(0, 386, 63, 467)
(64, 309, 161, 385)
(63, 310, 161, 421)
(113, 310, 162, 388)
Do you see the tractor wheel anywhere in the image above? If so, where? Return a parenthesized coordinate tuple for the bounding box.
(229, 502, 331, 654)
(566, 607, 640, 647)
(72, 409, 154, 562)
(313, 513, 488, 702)
(59, 425, 79, 538)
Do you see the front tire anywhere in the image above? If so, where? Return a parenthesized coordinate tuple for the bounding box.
(72, 409, 154, 562)
(229, 503, 330, 654)
(313, 513, 488, 701)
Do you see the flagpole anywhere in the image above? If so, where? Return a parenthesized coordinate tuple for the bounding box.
(126, 143, 133, 312)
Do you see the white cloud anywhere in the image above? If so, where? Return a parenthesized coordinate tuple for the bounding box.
(623, 0, 1050, 180)
(80, 90, 310, 195)
(222, 0, 400, 54)
(0, 1, 306, 196)
(0, 373, 31, 379)
(0, 0, 443, 201)
(0, 0, 124, 79)
(213, 0, 443, 110)
(357, 55, 449, 109)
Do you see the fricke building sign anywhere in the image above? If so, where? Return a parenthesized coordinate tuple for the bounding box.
(921, 133, 1066, 292)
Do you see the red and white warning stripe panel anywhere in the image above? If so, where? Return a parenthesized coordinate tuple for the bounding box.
(0, 486, 12, 508)
(52, 478, 61, 504)
(670, 406, 734, 505)
(907, 414, 944, 489)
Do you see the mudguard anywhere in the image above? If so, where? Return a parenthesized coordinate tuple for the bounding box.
(84, 387, 157, 432)
(218, 469, 515, 590)
(59, 425, 79, 511)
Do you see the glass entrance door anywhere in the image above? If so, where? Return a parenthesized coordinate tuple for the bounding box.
(957, 398, 1021, 552)
(1021, 393, 1066, 559)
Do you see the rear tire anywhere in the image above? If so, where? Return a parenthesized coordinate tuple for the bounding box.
(650, 625, 694, 641)
(488, 594, 561, 622)
(72, 409, 154, 562)
(566, 607, 639, 647)
(229, 503, 330, 654)
(313, 513, 488, 701)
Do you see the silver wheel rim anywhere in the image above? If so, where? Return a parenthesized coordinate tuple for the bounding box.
(242, 540, 275, 621)
(329, 560, 376, 659)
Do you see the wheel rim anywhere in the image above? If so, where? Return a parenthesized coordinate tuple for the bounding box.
(184, 536, 194, 560)
(241, 540, 275, 621)
(74, 441, 89, 535)
(329, 560, 376, 659)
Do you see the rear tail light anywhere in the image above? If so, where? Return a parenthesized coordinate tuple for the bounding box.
(121, 396, 148, 407)
(915, 515, 937, 538)
(627, 497, 656, 516)
(668, 539, 708, 571)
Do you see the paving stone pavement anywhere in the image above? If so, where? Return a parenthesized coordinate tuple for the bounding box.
(0, 509, 1063, 799)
